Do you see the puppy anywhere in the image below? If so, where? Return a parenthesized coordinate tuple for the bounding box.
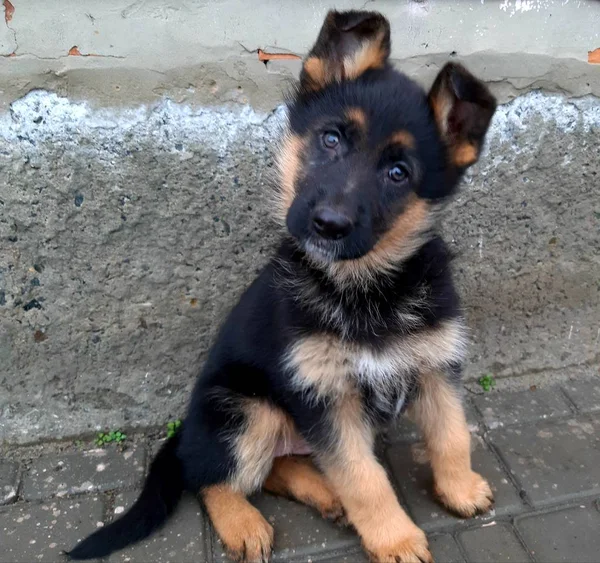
(68, 10, 497, 563)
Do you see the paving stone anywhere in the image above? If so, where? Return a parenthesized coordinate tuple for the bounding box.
(108, 491, 206, 562)
(489, 417, 600, 507)
(212, 492, 360, 562)
(251, 492, 361, 562)
(459, 523, 532, 563)
(428, 534, 465, 563)
(384, 416, 421, 444)
(385, 402, 481, 444)
(22, 445, 146, 501)
(516, 503, 600, 563)
(464, 401, 483, 434)
(317, 549, 369, 562)
(0, 496, 104, 563)
(562, 378, 600, 413)
(386, 437, 522, 532)
(472, 386, 572, 429)
(0, 460, 20, 505)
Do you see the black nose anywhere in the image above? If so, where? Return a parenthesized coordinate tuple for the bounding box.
(312, 207, 353, 240)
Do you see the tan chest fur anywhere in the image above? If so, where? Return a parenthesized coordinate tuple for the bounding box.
(285, 319, 467, 401)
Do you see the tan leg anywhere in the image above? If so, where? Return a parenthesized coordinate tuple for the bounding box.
(321, 396, 432, 563)
(202, 485, 273, 563)
(263, 456, 345, 522)
(411, 371, 494, 517)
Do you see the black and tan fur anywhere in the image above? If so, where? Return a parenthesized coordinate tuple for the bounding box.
(68, 10, 497, 563)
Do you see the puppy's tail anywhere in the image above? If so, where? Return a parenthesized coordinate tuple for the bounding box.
(66, 436, 184, 560)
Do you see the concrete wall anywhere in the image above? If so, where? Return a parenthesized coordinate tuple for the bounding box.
(1, 0, 599, 444)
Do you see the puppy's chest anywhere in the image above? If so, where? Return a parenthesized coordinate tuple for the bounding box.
(285, 319, 466, 418)
(287, 339, 409, 421)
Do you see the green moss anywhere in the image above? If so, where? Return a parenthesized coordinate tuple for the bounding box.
(96, 429, 127, 447)
(478, 374, 496, 392)
(166, 419, 182, 439)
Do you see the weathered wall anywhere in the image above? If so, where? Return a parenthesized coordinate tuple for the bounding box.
(1, 0, 599, 443)
(1, 0, 599, 110)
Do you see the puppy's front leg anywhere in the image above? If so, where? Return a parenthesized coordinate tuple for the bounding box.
(411, 370, 493, 517)
(316, 395, 432, 563)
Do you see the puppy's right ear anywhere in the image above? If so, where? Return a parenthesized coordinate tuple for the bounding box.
(300, 10, 391, 92)
(428, 63, 497, 169)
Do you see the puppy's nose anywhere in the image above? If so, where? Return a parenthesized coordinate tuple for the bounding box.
(312, 207, 353, 240)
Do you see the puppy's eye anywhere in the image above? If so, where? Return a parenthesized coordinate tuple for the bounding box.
(322, 131, 340, 149)
(388, 162, 409, 183)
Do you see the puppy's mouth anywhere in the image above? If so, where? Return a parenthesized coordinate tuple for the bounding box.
(301, 237, 342, 263)
(300, 235, 371, 264)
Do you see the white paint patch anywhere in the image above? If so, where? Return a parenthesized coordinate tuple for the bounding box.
(482, 91, 600, 159)
(76, 480, 94, 492)
(2, 90, 597, 169)
(499, 0, 551, 16)
(85, 449, 107, 457)
(2, 90, 286, 159)
(2, 487, 16, 503)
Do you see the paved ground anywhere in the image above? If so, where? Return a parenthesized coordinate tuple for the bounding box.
(1, 376, 599, 563)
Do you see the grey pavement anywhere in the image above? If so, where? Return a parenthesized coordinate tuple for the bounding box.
(1, 377, 600, 562)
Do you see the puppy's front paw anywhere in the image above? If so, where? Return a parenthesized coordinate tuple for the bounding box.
(365, 525, 432, 563)
(435, 470, 494, 518)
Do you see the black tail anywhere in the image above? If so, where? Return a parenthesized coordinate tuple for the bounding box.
(66, 436, 184, 560)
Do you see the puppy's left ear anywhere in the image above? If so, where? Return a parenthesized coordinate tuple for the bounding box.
(428, 63, 496, 168)
(300, 10, 391, 92)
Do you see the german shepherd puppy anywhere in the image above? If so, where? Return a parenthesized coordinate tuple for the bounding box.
(68, 10, 497, 563)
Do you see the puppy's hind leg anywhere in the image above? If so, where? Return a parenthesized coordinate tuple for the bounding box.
(197, 400, 289, 562)
(263, 456, 345, 523)
(203, 485, 273, 563)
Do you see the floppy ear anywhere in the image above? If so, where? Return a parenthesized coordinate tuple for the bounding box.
(428, 63, 497, 169)
(300, 10, 391, 92)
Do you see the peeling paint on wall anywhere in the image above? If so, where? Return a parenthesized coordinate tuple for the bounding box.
(1, 90, 287, 158)
(2, 90, 598, 164)
(3, 0, 14, 23)
(257, 49, 301, 63)
(2, 89, 598, 167)
(500, 0, 553, 16)
(2, 0, 17, 56)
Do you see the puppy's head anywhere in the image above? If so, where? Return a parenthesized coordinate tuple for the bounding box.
(276, 10, 496, 278)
